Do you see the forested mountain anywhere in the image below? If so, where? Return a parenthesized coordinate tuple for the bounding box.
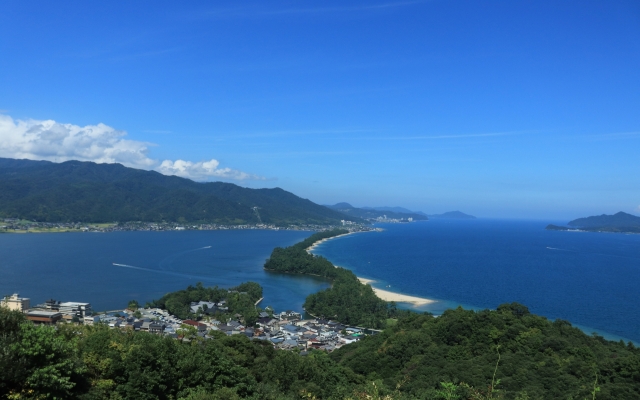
(547, 212, 640, 233)
(568, 212, 640, 229)
(0, 158, 358, 225)
(326, 203, 427, 221)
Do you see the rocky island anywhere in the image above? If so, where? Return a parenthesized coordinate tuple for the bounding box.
(546, 211, 640, 233)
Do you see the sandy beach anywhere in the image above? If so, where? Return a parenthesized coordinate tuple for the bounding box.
(306, 231, 435, 306)
(305, 232, 354, 254)
(358, 278, 436, 306)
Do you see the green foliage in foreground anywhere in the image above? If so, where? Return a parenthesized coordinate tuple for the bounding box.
(2, 304, 640, 399)
(331, 303, 640, 400)
(264, 230, 394, 328)
(0, 307, 367, 400)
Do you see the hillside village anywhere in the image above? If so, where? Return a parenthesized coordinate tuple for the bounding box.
(2, 292, 371, 354)
(0, 218, 377, 234)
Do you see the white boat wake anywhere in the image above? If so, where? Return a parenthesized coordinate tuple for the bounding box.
(112, 262, 211, 280)
(546, 247, 574, 252)
(158, 245, 212, 271)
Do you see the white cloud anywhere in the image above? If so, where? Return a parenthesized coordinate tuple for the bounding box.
(0, 114, 262, 181)
(157, 159, 261, 181)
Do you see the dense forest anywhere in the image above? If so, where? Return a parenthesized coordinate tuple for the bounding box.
(0, 158, 359, 225)
(264, 230, 393, 328)
(331, 304, 640, 399)
(146, 282, 263, 325)
(3, 302, 640, 399)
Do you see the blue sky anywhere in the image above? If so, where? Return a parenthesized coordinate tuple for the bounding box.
(1, 1, 639, 219)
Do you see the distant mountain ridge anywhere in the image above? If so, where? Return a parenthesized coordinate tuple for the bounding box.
(0, 158, 359, 226)
(546, 212, 640, 233)
(330, 204, 477, 220)
(361, 206, 428, 217)
(427, 211, 476, 219)
(325, 203, 427, 221)
(362, 206, 476, 219)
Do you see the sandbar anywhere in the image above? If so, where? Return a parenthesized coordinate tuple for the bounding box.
(306, 232, 435, 306)
(306, 232, 354, 254)
(358, 277, 435, 306)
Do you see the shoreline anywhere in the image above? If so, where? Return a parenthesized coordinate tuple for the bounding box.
(306, 230, 437, 307)
(305, 232, 358, 254)
(357, 277, 436, 306)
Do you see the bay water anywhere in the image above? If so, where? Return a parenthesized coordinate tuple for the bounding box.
(2, 220, 638, 343)
(312, 220, 640, 343)
(0, 230, 329, 313)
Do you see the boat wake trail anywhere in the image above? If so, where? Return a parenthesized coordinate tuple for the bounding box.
(159, 245, 212, 270)
(546, 247, 574, 252)
(113, 262, 211, 281)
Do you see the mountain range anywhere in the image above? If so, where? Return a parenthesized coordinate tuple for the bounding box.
(0, 158, 359, 226)
(326, 204, 476, 220)
(546, 212, 640, 233)
(427, 211, 476, 219)
(325, 203, 428, 221)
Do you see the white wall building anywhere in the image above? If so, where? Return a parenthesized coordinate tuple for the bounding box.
(1, 293, 30, 313)
(58, 302, 92, 317)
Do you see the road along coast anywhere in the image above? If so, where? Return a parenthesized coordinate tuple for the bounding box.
(306, 231, 436, 306)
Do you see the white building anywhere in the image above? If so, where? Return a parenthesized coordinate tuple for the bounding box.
(58, 302, 92, 317)
(1, 293, 30, 313)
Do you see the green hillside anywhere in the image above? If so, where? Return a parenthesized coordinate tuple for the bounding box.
(0, 158, 359, 226)
(546, 212, 640, 233)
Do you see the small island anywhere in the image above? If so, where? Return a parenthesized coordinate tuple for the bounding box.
(427, 210, 476, 219)
(546, 211, 640, 234)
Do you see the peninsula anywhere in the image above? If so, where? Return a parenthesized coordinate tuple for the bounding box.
(546, 211, 640, 234)
(301, 229, 435, 306)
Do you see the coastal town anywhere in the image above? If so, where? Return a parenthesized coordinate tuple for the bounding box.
(1, 292, 374, 353)
(0, 218, 385, 234)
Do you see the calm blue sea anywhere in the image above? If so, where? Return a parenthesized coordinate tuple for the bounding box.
(2, 221, 639, 343)
(312, 220, 640, 343)
(0, 230, 330, 313)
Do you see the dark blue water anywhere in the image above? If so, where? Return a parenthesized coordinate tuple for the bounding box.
(0, 230, 330, 313)
(312, 220, 640, 343)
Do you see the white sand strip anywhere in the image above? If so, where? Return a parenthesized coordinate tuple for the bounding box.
(358, 278, 436, 306)
(306, 232, 354, 253)
(306, 232, 434, 305)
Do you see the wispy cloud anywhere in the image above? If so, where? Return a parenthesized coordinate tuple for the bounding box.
(587, 131, 640, 140)
(107, 47, 183, 62)
(191, 1, 426, 20)
(0, 114, 263, 181)
(370, 130, 531, 141)
(263, 1, 426, 16)
(142, 130, 173, 134)
(209, 128, 373, 140)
